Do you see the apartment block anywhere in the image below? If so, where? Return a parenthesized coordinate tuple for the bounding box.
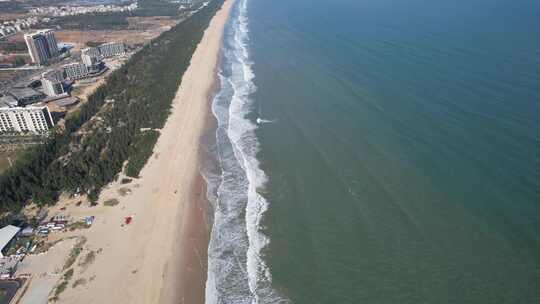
(98, 42, 125, 58)
(42, 70, 65, 97)
(81, 47, 102, 68)
(0, 106, 54, 133)
(24, 29, 59, 65)
(63, 62, 89, 80)
(24, 33, 49, 65)
(41, 29, 59, 57)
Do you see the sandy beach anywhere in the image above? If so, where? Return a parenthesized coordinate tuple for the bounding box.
(46, 0, 235, 303)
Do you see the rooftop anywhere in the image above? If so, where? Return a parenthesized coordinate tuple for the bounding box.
(63, 62, 85, 68)
(0, 225, 21, 256)
(0, 106, 48, 113)
(0, 95, 18, 108)
(54, 97, 79, 107)
(8, 87, 43, 101)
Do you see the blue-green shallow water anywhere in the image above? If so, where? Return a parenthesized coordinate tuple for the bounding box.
(248, 0, 540, 302)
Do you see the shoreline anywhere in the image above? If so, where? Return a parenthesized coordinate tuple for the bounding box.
(160, 1, 233, 303)
(171, 48, 225, 303)
(49, 0, 235, 303)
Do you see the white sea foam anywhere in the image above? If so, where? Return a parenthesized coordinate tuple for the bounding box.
(256, 118, 277, 124)
(204, 0, 290, 303)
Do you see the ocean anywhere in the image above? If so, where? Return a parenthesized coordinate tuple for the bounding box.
(204, 0, 540, 303)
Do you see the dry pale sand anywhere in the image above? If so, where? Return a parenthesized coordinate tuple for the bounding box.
(55, 0, 234, 303)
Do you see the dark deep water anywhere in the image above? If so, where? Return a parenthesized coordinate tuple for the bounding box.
(244, 0, 540, 303)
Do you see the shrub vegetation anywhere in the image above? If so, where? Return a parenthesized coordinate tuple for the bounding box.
(103, 198, 119, 206)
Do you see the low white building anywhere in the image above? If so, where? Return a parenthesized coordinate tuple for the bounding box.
(0, 106, 54, 133)
(0, 225, 21, 258)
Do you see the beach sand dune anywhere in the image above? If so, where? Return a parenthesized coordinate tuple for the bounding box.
(56, 0, 234, 303)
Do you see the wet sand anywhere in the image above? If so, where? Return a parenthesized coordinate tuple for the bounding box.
(161, 176, 211, 304)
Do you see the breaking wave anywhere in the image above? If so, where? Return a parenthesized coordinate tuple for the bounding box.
(203, 0, 290, 303)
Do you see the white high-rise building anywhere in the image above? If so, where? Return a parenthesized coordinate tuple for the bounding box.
(42, 70, 65, 97)
(0, 106, 54, 133)
(42, 69, 64, 82)
(42, 78, 64, 97)
(41, 29, 59, 56)
(82, 47, 100, 59)
(24, 29, 59, 65)
(24, 32, 49, 65)
(81, 47, 101, 67)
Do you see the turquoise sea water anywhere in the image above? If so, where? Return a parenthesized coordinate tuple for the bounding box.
(205, 0, 540, 303)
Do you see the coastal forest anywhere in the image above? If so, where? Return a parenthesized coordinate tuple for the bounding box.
(0, 0, 225, 213)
